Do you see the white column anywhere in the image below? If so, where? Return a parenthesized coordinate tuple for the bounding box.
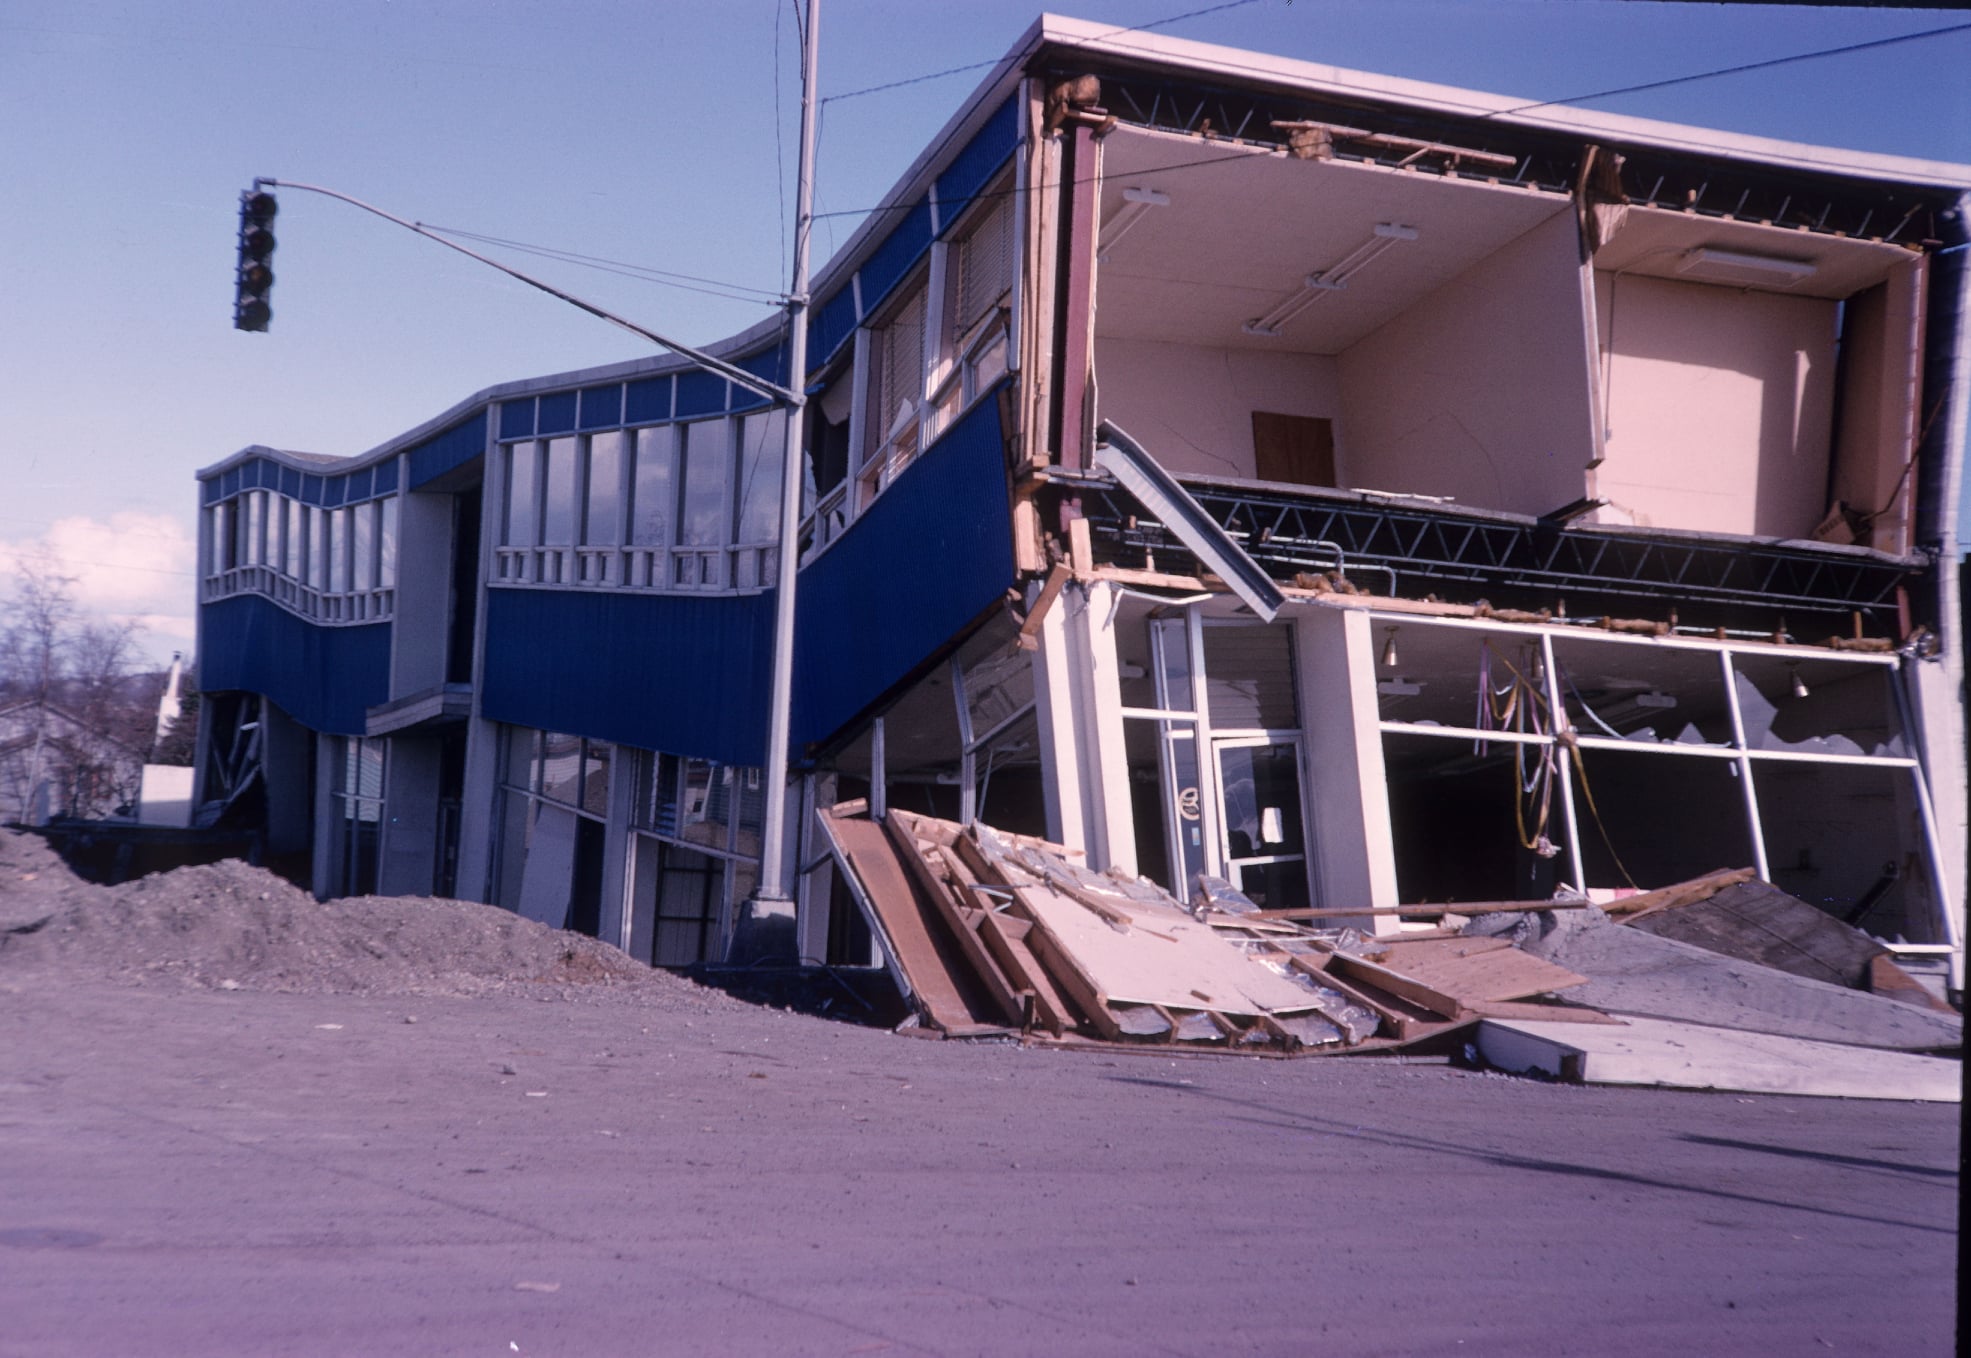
(1295, 606, 1401, 932)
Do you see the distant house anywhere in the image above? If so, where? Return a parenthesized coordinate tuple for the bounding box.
(193, 17, 1968, 991)
(0, 699, 143, 825)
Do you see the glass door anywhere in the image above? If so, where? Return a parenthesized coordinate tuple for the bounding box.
(1212, 736, 1310, 911)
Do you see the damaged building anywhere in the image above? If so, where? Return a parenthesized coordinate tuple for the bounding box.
(194, 16, 1968, 1001)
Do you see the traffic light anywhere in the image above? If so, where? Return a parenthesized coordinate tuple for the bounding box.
(234, 187, 277, 331)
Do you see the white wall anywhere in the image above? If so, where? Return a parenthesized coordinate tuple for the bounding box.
(1594, 272, 1838, 538)
(1337, 209, 1597, 518)
(1093, 337, 1341, 478)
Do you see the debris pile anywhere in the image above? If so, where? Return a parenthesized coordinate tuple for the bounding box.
(820, 803, 1599, 1054)
(822, 805, 1961, 1099)
(0, 828, 726, 1008)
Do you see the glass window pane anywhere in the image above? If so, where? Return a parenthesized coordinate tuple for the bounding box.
(540, 730, 582, 805)
(351, 501, 375, 593)
(1755, 762, 1935, 942)
(1730, 654, 1905, 757)
(1553, 636, 1732, 747)
(244, 492, 264, 565)
(581, 740, 612, 817)
(327, 508, 348, 593)
(284, 498, 303, 577)
(504, 442, 538, 547)
(586, 431, 625, 547)
(1203, 624, 1297, 730)
(679, 421, 730, 548)
(962, 642, 1034, 738)
(631, 426, 676, 548)
(1153, 618, 1194, 712)
(1217, 742, 1305, 859)
(1570, 746, 1757, 893)
(502, 726, 540, 791)
(1382, 732, 1570, 904)
(542, 436, 579, 546)
(735, 411, 786, 545)
(377, 496, 398, 588)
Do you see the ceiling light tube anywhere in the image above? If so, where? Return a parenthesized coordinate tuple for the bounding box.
(1675, 247, 1818, 288)
(1245, 222, 1418, 336)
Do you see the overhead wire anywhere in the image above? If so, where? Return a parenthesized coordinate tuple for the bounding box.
(1489, 19, 1971, 118)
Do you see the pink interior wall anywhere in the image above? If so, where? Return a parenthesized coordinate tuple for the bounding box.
(1594, 273, 1838, 538)
(1091, 336, 1340, 478)
(1831, 258, 1925, 555)
(1334, 209, 1597, 517)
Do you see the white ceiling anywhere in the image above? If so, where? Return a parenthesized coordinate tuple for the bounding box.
(1591, 206, 1914, 299)
(1094, 127, 1571, 355)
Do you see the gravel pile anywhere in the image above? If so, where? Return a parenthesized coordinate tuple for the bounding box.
(0, 829, 733, 1008)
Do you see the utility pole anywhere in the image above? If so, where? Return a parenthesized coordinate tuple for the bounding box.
(729, 0, 822, 964)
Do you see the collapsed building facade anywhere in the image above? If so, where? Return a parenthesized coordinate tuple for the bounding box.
(195, 17, 1969, 993)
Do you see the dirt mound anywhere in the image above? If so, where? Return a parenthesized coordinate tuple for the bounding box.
(0, 829, 731, 1008)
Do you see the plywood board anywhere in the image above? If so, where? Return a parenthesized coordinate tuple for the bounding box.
(1625, 880, 1885, 988)
(1013, 885, 1318, 1016)
(818, 808, 1006, 1035)
(1477, 1016, 1963, 1102)
(1366, 939, 1589, 1004)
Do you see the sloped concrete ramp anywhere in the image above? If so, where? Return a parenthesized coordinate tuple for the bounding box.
(1477, 1015, 1963, 1102)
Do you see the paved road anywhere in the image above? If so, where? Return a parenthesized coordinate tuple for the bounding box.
(0, 979, 1958, 1356)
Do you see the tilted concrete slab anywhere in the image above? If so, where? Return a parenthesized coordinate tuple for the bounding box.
(1478, 1015, 1963, 1102)
(1498, 909, 1962, 1052)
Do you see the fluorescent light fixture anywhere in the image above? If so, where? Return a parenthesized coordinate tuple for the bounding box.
(1634, 691, 1676, 710)
(1097, 186, 1170, 262)
(1675, 247, 1817, 289)
(1245, 222, 1418, 336)
(1376, 678, 1422, 697)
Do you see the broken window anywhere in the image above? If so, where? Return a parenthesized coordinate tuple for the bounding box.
(860, 283, 927, 508)
(1366, 615, 1945, 941)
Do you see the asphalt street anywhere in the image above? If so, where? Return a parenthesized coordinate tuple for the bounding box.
(0, 979, 1958, 1356)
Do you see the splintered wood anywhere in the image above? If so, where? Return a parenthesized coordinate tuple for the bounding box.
(822, 805, 1603, 1053)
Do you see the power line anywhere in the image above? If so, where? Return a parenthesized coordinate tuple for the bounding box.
(807, 19, 1971, 228)
(1492, 19, 1971, 117)
(415, 224, 789, 306)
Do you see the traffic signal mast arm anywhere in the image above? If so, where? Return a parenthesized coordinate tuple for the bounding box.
(246, 177, 801, 406)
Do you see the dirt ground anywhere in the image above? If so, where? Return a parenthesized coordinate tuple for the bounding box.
(0, 831, 1960, 1356)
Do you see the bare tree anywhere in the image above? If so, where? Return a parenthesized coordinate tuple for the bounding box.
(0, 551, 154, 822)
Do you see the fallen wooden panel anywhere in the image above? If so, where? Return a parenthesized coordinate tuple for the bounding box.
(1476, 1016, 1963, 1102)
(1869, 954, 1959, 1015)
(1602, 867, 1757, 919)
(1013, 884, 1320, 1016)
(881, 815, 1024, 1026)
(816, 807, 1008, 1037)
(1624, 879, 1885, 988)
(1366, 938, 1590, 1005)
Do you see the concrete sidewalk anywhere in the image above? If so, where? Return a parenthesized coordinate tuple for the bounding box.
(0, 978, 1958, 1357)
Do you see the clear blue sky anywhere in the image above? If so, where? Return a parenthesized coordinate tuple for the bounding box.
(3, 1, 1968, 665)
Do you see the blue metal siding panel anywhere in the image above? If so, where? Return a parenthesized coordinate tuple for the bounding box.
(857, 198, 935, 321)
(537, 390, 577, 435)
(198, 595, 391, 736)
(625, 376, 672, 425)
(790, 385, 1015, 748)
(809, 285, 860, 370)
(578, 383, 624, 430)
(374, 460, 399, 495)
(499, 399, 536, 441)
(406, 411, 489, 489)
(675, 369, 725, 419)
(935, 96, 1018, 227)
(482, 588, 775, 767)
(729, 344, 788, 413)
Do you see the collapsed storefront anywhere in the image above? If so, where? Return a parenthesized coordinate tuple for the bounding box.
(193, 18, 1968, 1001)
